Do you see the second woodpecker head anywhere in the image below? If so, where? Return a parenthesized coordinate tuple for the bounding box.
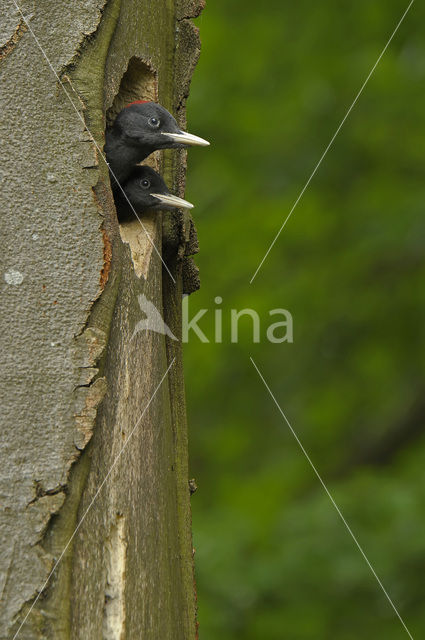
(114, 165, 194, 222)
(105, 101, 209, 185)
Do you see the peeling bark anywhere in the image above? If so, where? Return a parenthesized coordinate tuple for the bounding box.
(0, 0, 203, 637)
(0, 18, 27, 61)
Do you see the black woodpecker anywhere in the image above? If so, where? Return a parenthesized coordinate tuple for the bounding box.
(105, 101, 209, 186)
(114, 165, 194, 223)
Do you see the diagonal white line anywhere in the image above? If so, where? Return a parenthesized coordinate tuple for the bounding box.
(249, 0, 414, 284)
(12, 358, 176, 640)
(10, 0, 176, 283)
(250, 356, 414, 640)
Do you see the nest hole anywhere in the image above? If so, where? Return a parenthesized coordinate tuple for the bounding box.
(106, 57, 157, 127)
(106, 58, 160, 278)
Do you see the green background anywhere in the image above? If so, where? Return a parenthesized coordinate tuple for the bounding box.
(184, 1, 425, 638)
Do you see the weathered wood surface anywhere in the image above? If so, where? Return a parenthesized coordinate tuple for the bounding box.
(0, 0, 203, 637)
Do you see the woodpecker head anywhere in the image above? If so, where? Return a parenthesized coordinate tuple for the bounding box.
(113, 101, 209, 151)
(118, 165, 194, 218)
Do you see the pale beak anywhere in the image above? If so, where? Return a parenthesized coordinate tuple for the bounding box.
(161, 130, 210, 147)
(151, 193, 194, 210)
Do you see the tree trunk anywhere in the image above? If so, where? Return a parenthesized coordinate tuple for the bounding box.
(0, 0, 203, 637)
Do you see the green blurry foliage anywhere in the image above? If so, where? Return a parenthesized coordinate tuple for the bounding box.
(184, 1, 425, 638)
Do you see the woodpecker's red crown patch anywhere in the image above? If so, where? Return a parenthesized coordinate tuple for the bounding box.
(125, 100, 151, 108)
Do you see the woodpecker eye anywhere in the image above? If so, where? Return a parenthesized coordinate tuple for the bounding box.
(140, 179, 150, 189)
(148, 116, 160, 128)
